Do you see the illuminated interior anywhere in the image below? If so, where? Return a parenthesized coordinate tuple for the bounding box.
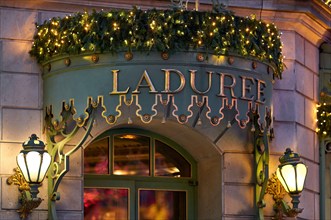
(83, 129, 195, 219)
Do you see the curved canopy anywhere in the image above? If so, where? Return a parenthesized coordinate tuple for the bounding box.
(33, 8, 280, 131)
(43, 51, 273, 129)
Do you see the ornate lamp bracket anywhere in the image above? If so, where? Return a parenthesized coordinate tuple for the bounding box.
(7, 168, 42, 219)
(250, 108, 273, 220)
(266, 173, 303, 219)
(44, 100, 97, 220)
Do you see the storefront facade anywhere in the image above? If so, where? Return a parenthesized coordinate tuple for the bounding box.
(0, 0, 330, 220)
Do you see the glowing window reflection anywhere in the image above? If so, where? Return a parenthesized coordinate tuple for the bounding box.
(84, 130, 194, 219)
(84, 188, 128, 220)
(84, 137, 109, 174)
(139, 190, 186, 220)
(155, 140, 191, 177)
(113, 134, 150, 176)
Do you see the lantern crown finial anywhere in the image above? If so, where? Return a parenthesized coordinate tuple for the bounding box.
(22, 134, 45, 152)
(279, 148, 300, 164)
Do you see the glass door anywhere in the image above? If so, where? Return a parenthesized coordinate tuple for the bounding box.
(84, 128, 197, 220)
(84, 180, 192, 220)
(84, 187, 130, 220)
(139, 189, 187, 220)
(84, 179, 136, 220)
(136, 180, 194, 220)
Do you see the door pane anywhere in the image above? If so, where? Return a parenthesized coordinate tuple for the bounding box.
(113, 134, 150, 176)
(139, 190, 186, 220)
(155, 140, 191, 177)
(84, 188, 129, 220)
(84, 137, 109, 174)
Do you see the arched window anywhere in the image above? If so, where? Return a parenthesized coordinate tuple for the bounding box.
(84, 128, 197, 220)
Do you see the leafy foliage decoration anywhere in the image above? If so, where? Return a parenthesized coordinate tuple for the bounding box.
(30, 7, 284, 78)
(317, 103, 331, 137)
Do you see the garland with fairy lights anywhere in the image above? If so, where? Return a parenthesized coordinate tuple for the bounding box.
(321, 0, 331, 8)
(317, 103, 331, 136)
(29, 7, 284, 78)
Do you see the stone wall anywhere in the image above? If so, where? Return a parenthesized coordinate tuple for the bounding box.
(271, 30, 320, 220)
(0, 7, 46, 220)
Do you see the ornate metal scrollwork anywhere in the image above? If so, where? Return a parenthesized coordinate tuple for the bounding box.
(44, 98, 98, 220)
(266, 173, 304, 219)
(266, 173, 287, 219)
(7, 168, 42, 219)
(250, 108, 272, 220)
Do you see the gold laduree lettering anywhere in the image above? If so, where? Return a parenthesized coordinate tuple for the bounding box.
(240, 76, 255, 101)
(132, 70, 157, 94)
(161, 69, 185, 93)
(256, 79, 266, 104)
(109, 69, 267, 103)
(190, 70, 212, 95)
(217, 73, 237, 98)
(110, 70, 130, 95)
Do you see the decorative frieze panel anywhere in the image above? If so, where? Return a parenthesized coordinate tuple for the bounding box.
(43, 51, 273, 129)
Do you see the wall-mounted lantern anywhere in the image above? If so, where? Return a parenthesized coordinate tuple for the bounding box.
(267, 148, 308, 219)
(17, 134, 51, 198)
(7, 134, 51, 219)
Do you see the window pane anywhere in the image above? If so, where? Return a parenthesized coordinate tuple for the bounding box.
(155, 140, 191, 177)
(113, 134, 150, 176)
(139, 190, 186, 220)
(84, 188, 128, 220)
(84, 137, 109, 174)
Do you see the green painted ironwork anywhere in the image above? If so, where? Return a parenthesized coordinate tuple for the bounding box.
(319, 138, 331, 220)
(318, 42, 331, 220)
(250, 109, 272, 220)
(41, 51, 274, 219)
(43, 51, 273, 129)
(45, 101, 97, 220)
(41, 50, 274, 219)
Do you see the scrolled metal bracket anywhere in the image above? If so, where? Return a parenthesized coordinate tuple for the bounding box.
(44, 99, 98, 220)
(6, 168, 42, 219)
(250, 108, 272, 220)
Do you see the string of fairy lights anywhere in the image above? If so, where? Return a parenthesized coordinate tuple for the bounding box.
(321, 0, 331, 8)
(316, 102, 331, 136)
(29, 7, 284, 78)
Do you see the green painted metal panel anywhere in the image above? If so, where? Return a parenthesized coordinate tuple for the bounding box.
(43, 51, 273, 127)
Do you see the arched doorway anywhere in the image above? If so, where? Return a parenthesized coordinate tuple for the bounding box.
(83, 128, 197, 219)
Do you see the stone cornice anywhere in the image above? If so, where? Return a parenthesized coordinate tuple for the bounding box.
(0, 0, 174, 11)
(311, 0, 331, 27)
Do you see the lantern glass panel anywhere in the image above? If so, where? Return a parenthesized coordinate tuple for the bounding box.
(39, 152, 51, 182)
(17, 152, 30, 182)
(277, 164, 296, 193)
(26, 151, 42, 182)
(296, 163, 307, 192)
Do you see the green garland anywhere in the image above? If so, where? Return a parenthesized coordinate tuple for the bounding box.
(29, 7, 284, 78)
(321, 0, 331, 8)
(317, 103, 331, 137)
